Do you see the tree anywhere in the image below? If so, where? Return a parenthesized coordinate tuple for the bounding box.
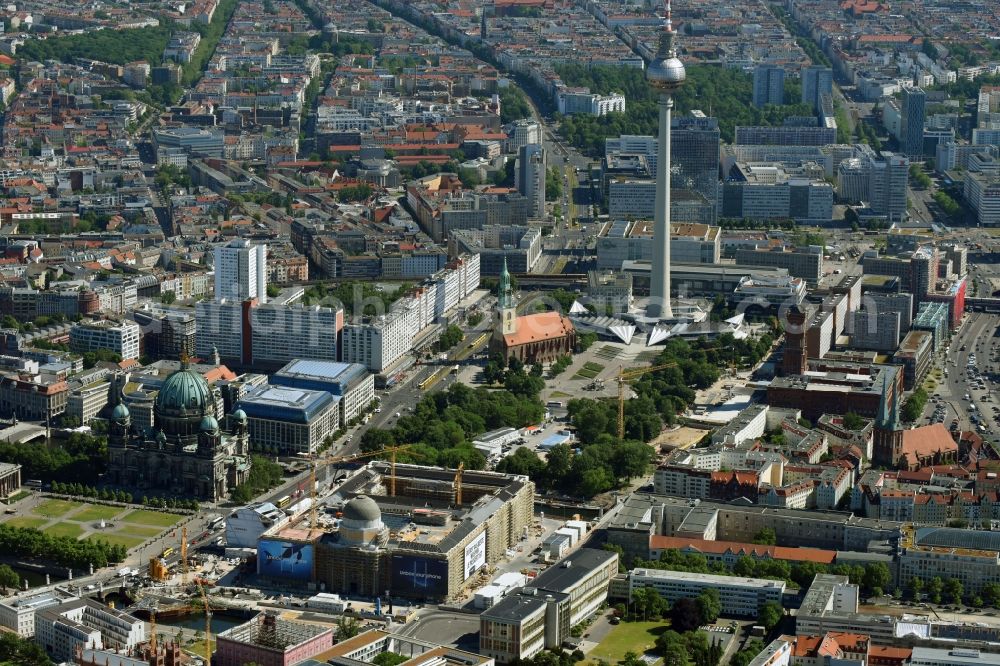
(335, 616, 361, 639)
(927, 576, 944, 604)
(373, 654, 409, 666)
(910, 576, 924, 600)
(945, 578, 964, 605)
(620, 653, 643, 666)
(655, 630, 690, 666)
(842, 412, 864, 430)
(752, 527, 777, 545)
(696, 588, 721, 624)
(611, 442, 652, 481)
(0, 631, 51, 666)
(160, 290, 177, 305)
(863, 562, 892, 595)
(0, 564, 19, 593)
(630, 587, 668, 620)
(983, 582, 1000, 607)
(545, 168, 563, 200)
(758, 601, 783, 631)
(670, 597, 702, 632)
(901, 388, 928, 423)
(731, 641, 766, 666)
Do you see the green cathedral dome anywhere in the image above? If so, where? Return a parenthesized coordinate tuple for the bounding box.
(156, 367, 212, 413)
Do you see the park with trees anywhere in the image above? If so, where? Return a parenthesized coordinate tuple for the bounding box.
(553, 63, 814, 154)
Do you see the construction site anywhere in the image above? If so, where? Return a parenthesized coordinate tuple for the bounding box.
(254, 460, 536, 601)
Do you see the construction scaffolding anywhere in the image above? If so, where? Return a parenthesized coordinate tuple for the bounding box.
(219, 612, 328, 651)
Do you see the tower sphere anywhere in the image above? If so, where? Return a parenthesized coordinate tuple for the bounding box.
(647, 55, 685, 92)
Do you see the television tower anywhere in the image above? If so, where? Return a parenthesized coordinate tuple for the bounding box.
(645, 0, 685, 321)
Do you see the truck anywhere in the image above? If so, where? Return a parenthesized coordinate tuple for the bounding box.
(118, 567, 134, 577)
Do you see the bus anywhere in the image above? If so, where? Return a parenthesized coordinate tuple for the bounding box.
(208, 516, 224, 530)
(160, 547, 174, 558)
(276, 495, 292, 509)
(450, 365, 460, 374)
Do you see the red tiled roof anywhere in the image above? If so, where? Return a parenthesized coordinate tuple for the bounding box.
(502, 312, 574, 347)
(900, 423, 958, 464)
(648, 535, 836, 564)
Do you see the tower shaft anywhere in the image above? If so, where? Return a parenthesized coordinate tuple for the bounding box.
(647, 93, 674, 320)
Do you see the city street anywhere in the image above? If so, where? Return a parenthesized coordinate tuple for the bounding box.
(938, 312, 1000, 448)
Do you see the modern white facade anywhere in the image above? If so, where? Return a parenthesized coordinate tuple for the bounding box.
(342, 255, 480, 372)
(195, 300, 343, 368)
(36, 600, 145, 663)
(965, 171, 1000, 226)
(214, 238, 267, 303)
(69, 320, 141, 360)
(626, 568, 785, 617)
(0, 591, 77, 637)
(226, 501, 289, 548)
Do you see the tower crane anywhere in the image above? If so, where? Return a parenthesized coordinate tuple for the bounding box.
(308, 445, 418, 529)
(180, 526, 188, 586)
(616, 346, 724, 441)
(454, 462, 464, 506)
(197, 581, 211, 666)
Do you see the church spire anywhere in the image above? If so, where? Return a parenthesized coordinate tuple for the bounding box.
(498, 257, 513, 310)
(497, 257, 517, 337)
(877, 371, 900, 431)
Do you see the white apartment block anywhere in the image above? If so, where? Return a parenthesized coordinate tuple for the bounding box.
(654, 465, 711, 498)
(965, 171, 1000, 226)
(94, 283, 138, 315)
(626, 568, 785, 617)
(36, 600, 144, 663)
(0, 591, 77, 637)
(214, 238, 267, 303)
(249, 304, 341, 366)
(195, 300, 245, 361)
(69, 320, 140, 360)
(711, 404, 768, 446)
(67, 382, 111, 425)
(343, 255, 480, 373)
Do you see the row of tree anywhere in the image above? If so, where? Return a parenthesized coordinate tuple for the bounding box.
(907, 576, 1000, 608)
(0, 524, 126, 569)
(902, 387, 928, 423)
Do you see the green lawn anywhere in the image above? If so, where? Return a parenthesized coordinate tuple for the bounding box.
(586, 621, 670, 666)
(74, 505, 125, 523)
(119, 525, 166, 538)
(33, 499, 83, 518)
(89, 533, 144, 549)
(574, 361, 607, 380)
(43, 522, 84, 539)
(122, 510, 181, 528)
(4, 516, 48, 530)
(549, 390, 573, 399)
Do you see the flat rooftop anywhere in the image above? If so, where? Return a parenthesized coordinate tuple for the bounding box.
(273, 359, 367, 389)
(236, 385, 337, 422)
